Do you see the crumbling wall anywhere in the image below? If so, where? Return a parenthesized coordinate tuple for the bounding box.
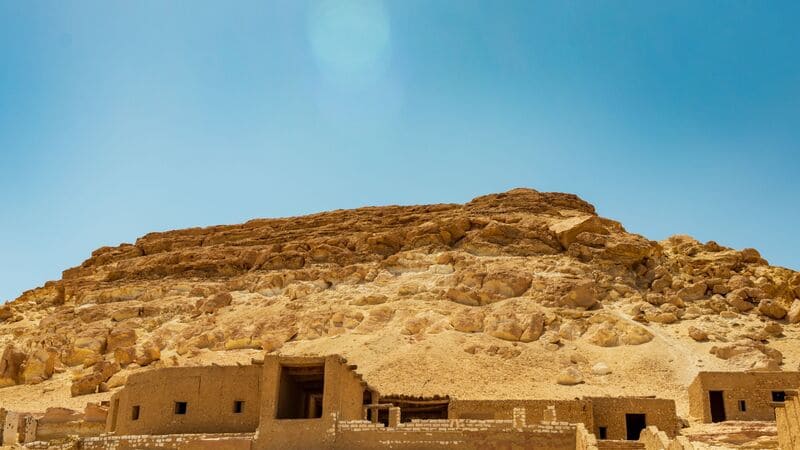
(688, 372, 800, 422)
(2, 410, 19, 445)
(638, 426, 694, 450)
(449, 399, 593, 426)
(24, 432, 253, 450)
(776, 391, 800, 450)
(36, 406, 106, 442)
(334, 417, 577, 450)
(575, 423, 598, 450)
(20, 414, 37, 444)
(108, 364, 262, 435)
(589, 397, 677, 440)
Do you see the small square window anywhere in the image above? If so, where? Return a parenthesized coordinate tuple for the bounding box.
(174, 401, 188, 415)
(738, 400, 746, 412)
(234, 400, 245, 414)
(772, 391, 786, 402)
(598, 426, 607, 439)
(131, 405, 140, 420)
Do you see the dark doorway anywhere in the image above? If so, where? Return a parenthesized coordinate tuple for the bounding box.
(625, 414, 646, 440)
(772, 391, 786, 403)
(709, 391, 726, 422)
(276, 364, 325, 419)
(598, 426, 607, 440)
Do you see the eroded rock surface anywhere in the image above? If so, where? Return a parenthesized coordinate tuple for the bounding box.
(0, 188, 798, 410)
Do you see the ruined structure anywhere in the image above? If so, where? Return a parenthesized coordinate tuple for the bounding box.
(6, 355, 691, 449)
(688, 371, 800, 423)
(1, 189, 798, 448)
(107, 364, 261, 435)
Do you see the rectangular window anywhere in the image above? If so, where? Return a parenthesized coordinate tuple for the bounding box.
(234, 400, 245, 414)
(772, 391, 786, 402)
(598, 426, 607, 439)
(131, 405, 140, 421)
(738, 400, 746, 412)
(174, 401, 188, 415)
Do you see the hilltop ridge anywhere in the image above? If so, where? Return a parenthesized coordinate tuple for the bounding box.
(1, 188, 798, 420)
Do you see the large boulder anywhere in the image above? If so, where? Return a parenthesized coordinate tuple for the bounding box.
(480, 272, 532, 301)
(559, 281, 598, 309)
(0, 344, 26, 387)
(107, 327, 137, 352)
(0, 305, 13, 321)
(726, 288, 765, 313)
(519, 313, 545, 342)
(20, 348, 57, 384)
(556, 367, 584, 385)
(550, 216, 608, 248)
(758, 299, 787, 320)
(450, 310, 485, 333)
(787, 299, 800, 324)
(65, 336, 106, 367)
(677, 282, 707, 302)
(70, 371, 105, 397)
(484, 314, 524, 341)
(688, 326, 709, 342)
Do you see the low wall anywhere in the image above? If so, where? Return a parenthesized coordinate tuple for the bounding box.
(332, 409, 578, 450)
(334, 419, 577, 450)
(449, 399, 593, 425)
(24, 432, 254, 450)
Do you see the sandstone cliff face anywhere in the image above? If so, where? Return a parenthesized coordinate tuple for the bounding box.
(1, 188, 799, 412)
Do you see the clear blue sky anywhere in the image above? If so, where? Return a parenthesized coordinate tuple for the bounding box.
(1, 1, 799, 302)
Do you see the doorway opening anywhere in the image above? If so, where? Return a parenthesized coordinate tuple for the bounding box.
(625, 414, 646, 440)
(709, 391, 726, 422)
(276, 364, 325, 419)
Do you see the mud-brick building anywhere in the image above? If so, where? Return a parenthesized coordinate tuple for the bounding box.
(254, 355, 376, 450)
(97, 354, 685, 449)
(449, 396, 678, 441)
(688, 371, 800, 423)
(106, 364, 262, 435)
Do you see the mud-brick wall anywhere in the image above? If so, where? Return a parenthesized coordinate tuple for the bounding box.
(255, 355, 364, 450)
(449, 399, 593, 427)
(333, 427, 577, 450)
(688, 372, 800, 422)
(776, 393, 800, 450)
(575, 423, 599, 450)
(78, 432, 253, 450)
(589, 397, 677, 440)
(107, 365, 262, 435)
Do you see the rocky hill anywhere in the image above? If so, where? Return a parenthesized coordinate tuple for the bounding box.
(1, 188, 799, 421)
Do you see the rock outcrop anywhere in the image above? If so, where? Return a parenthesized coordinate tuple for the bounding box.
(0, 188, 797, 408)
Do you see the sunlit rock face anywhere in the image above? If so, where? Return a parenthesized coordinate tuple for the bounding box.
(1, 188, 799, 415)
